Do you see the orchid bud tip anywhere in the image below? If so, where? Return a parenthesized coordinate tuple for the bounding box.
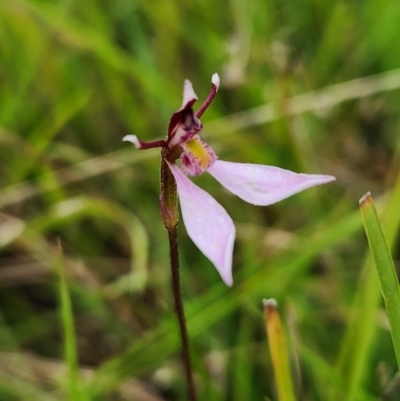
(122, 135, 141, 149)
(211, 73, 220, 88)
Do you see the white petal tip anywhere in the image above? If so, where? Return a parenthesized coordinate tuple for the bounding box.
(223, 275, 233, 287)
(359, 191, 372, 206)
(122, 135, 141, 148)
(211, 73, 220, 88)
(324, 175, 336, 183)
(182, 80, 198, 107)
(262, 298, 279, 309)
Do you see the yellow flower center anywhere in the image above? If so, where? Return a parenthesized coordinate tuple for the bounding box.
(184, 137, 213, 170)
(180, 135, 217, 176)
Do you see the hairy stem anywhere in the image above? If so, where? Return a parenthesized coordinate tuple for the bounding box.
(160, 156, 196, 401)
(168, 226, 197, 401)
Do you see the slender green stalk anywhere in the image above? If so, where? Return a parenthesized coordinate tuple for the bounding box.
(359, 192, 400, 369)
(263, 299, 296, 401)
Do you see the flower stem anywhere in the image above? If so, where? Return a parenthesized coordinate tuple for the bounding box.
(167, 225, 197, 401)
(160, 156, 197, 401)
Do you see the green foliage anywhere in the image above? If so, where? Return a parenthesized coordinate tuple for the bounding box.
(264, 300, 296, 401)
(58, 245, 89, 401)
(1, 0, 400, 400)
(360, 192, 400, 370)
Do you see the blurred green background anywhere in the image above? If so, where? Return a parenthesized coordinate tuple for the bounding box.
(1, 0, 400, 400)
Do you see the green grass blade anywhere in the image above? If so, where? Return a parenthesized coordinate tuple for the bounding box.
(8, 90, 91, 185)
(359, 192, 400, 369)
(336, 172, 400, 401)
(57, 245, 88, 401)
(263, 299, 296, 401)
(300, 345, 375, 401)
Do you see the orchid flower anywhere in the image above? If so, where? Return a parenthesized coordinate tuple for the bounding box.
(123, 74, 335, 286)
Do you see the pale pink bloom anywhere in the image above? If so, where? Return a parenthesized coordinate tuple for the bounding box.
(123, 74, 335, 286)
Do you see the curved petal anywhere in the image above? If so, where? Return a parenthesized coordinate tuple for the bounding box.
(182, 79, 198, 109)
(168, 163, 235, 286)
(167, 80, 199, 139)
(208, 160, 336, 206)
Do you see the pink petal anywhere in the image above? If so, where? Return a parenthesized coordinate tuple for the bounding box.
(207, 160, 335, 206)
(168, 163, 235, 286)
